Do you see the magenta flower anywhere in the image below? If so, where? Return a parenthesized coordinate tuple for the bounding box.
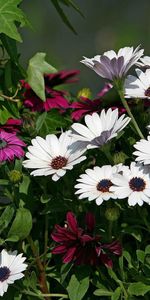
(0, 118, 23, 133)
(0, 130, 26, 162)
(51, 212, 122, 267)
(21, 70, 79, 112)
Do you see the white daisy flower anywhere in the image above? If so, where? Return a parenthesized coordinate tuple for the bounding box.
(110, 162, 150, 206)
(23, 131, 86, 181)
(0, 249, 27, 297)
(136, 56, 150, 68)
(71, 108, 130, 150)
(133, 136, 150, 165)
(75, 165, 120, 205)
(124, 68, 150, 99)
(81, 46, 144, 81)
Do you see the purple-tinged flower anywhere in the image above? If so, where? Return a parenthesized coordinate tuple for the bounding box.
(51, 211, 122, 266)
(21, 70, 79, 112)
(0, 130, 26, 162)
(81, 46, 144, 81)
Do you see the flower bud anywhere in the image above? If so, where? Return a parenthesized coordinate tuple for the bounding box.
(8, 170, 23, 183)
(77, 88, 91, 99)
(105, 207, 120, 222)
(113, 151, 127, 164)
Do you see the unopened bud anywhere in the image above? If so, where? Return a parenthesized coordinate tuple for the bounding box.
(105, 207, 120, 222)
(113, 151, 127, 165)
(8, 170, 22, 183)
(77, 88, 91, 99)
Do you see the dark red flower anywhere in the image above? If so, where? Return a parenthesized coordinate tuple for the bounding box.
(51, 212, 122, 267)
(71, 83, 113, 121)
(0, 118, 23, 134)
(21, 70, 79, 112)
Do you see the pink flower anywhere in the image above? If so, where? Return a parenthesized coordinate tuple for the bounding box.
(21, 70, 79, 112)
(0, 118, 23, 133)
(51, 211, 122, 266)
(0, 130, 26, 162)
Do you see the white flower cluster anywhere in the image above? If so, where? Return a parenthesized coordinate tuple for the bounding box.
(75, 162, 150, 207)
(23, 108, 130, 180)
(23, 46, 150, 208)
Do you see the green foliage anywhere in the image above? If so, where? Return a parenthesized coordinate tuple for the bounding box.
(67, 267, 90, 300)
(0, 0, 29, 42)
(8, 207, 32, 241)
(50, 0, 83, 34)
(27, 52, 57, 101)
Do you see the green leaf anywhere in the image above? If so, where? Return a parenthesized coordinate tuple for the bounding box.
(67, 268, 89, 300)
(59, 0, 84, 17)
(111, 287, 121, 300)
(94, 288, 113, 296)
(0, 0, 29, 42)
(0, 205, 15, 234)
(36, 110, 69, 135)
(128, 282, 150, 296)
(136, 250, 145, 263)
(51, 0, 77, 34)
(145, 245, 150, 254)
(27, 52, 57, 101)
(8, 207, 32, 240)
(123, 250, 133, 268)
(0, 34, 18, 62)
(0, 105, 13, 124)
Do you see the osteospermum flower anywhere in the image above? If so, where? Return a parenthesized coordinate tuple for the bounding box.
(0, 249, 27, 297)
(23, 131, 86, 181)
(136, 56, 150, 68)
(110, 162, 150, 206)
(75, 165, 120, 205)
(133, 136, 150, 165)
(81, 46, 144, 81)
(71, 108, 130, 150)
(0, 118, 22, 134)
(124, 69, 150, 99)
(51, 211, 122, 266)
(0, 130, 26, 162)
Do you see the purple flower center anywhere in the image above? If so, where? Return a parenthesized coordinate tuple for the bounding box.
(0, 139, 7, 149)
(129, 177, 146, 191)
(97, 179, 112, 192)
(51, 156, 68, 169)
(0, 266, 10, 282)
(145, 87, 150, 97)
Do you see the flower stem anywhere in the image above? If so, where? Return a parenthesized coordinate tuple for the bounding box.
(118, 89, 144, 139)
(27, 235, 51, 300)
(21, 290, 68, 298)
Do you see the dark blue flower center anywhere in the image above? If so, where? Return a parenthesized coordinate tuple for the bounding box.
(97, 179, 112, 192)
(145, 87, 150, 97)
(0, 266, 10, 282)
(129, 177, 146, 191)
(0, 138, 7, 149)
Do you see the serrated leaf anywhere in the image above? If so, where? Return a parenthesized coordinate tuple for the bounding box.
(128, 282, 150, 296)
(27, 52, 57, 101)
(0, 0, 29, 42)
(67, 272, 89, 300)
(8, 207, 32, 240)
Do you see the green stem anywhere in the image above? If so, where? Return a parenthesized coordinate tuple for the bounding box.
(27, 236, 51, 300)
(21, 290, 68, 298)
(44, 214, 49, 266)
(118, 89, 144, 139)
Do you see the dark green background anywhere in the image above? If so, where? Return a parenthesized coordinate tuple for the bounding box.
(19, 0, 150, 95)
